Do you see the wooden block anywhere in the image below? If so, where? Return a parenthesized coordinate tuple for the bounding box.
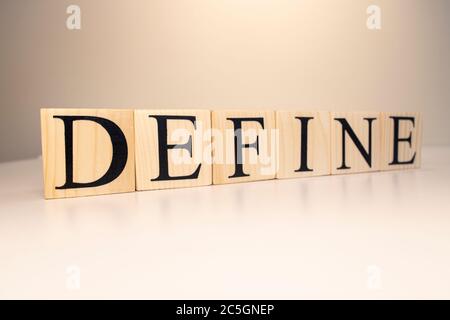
(134, 109, 212, 190)
(276, 111, 331, 179)
(331, 112, 381, 174)
(212, 110, 276, 184)
(381, 112, 422, 170)
(40, 108, 135, 199)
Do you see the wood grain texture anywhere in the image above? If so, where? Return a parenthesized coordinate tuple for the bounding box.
(40, 108, 135, 199)
(134, 109, 212, 190)
(212, 110, 276, 184)
(276, 111, 331, 179)
(331, 112, 381, 175)
(381, 112, 422, 170)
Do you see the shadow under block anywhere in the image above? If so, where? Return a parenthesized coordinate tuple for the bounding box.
(212, 110, 276, 184)
(40, 109, 135, 199)
(134, 109, 212, 190)
(331, 112, 381, 175)
(381, 112, 422, 171)
(276, 111, 331, 179)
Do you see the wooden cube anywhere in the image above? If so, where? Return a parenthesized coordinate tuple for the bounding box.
(212, 110, 276, 184)
(381, 112, 422, 170)
(331, 112, 381, 174)
(276, 111, 331, 179)
(134, 109, 212, 190)
(40, 108, 135, 199)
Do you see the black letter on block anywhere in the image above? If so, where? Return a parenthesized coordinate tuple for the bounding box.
(227, 117, 264, 178)
(295, 116, 314, 172)
(389, 116, 416, 165)
(149, 115, 201, 181)
(54, 115, 128, 189)
(334, 117, 376, 170)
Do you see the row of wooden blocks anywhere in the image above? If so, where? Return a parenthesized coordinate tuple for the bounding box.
(41, 109, 422, 199)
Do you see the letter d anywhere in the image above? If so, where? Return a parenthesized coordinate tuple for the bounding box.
(54, 115, 128, 189)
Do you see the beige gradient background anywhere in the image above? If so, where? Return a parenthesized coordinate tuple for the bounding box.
(0, 0, 449, 162)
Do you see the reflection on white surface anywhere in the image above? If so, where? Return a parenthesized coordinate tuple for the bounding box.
(0, 146, 449, 299)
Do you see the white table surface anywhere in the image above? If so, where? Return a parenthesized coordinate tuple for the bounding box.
(0, 146, 449, 299)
